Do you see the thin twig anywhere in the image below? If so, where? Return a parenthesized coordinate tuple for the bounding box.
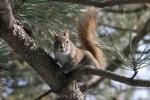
(35, 89, 52, 100)
(97, 22, 137, 32)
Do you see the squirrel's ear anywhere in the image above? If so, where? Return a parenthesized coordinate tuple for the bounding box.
(54, 32, 59, 39)
(64, 29, 69, 38)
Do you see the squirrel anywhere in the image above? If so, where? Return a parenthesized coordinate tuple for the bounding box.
(54, 7, 106, 74)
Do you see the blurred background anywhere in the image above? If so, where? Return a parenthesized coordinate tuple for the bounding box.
(0, 0, 150, 100)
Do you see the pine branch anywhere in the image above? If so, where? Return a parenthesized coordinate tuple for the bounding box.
(49, 0, 150, 8)
(107, 17, 150, 71)
(98, 22, 137, 32)
(80, 15, 150, 92)
(102, 5, 148, 14)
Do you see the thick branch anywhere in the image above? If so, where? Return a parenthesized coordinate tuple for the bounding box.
(72, 67, 150, 87)
(0, 0, 64, 91)
(49, 0, 150, 8)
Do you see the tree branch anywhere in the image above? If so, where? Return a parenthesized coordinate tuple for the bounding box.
(49, 0, 150, 8)
(102, 5, 148, 14)
(72, 67, 150, 87)
(35, 89, 52, 100)
(0, 0, 64, 91)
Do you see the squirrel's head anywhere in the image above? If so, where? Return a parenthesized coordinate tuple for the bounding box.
(54, 29, 71, 54)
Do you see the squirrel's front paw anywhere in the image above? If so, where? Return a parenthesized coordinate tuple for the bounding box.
(85, 65, 95, 69)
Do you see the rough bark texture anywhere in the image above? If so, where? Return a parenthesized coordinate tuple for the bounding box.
(0, 0, 62, 91)
(0, 0, 84, 99)
(58, 80, 84, 100)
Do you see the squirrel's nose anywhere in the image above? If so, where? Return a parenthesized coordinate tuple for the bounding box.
(60, 44, 64, 48)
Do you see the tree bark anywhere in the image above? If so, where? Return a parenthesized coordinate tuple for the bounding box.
(58, 80, 84, 100)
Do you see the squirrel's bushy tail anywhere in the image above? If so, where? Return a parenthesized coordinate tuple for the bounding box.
(77, 7, 106, 68)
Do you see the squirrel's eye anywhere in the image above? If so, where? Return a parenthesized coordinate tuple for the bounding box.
(66, 41, 68, 43)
